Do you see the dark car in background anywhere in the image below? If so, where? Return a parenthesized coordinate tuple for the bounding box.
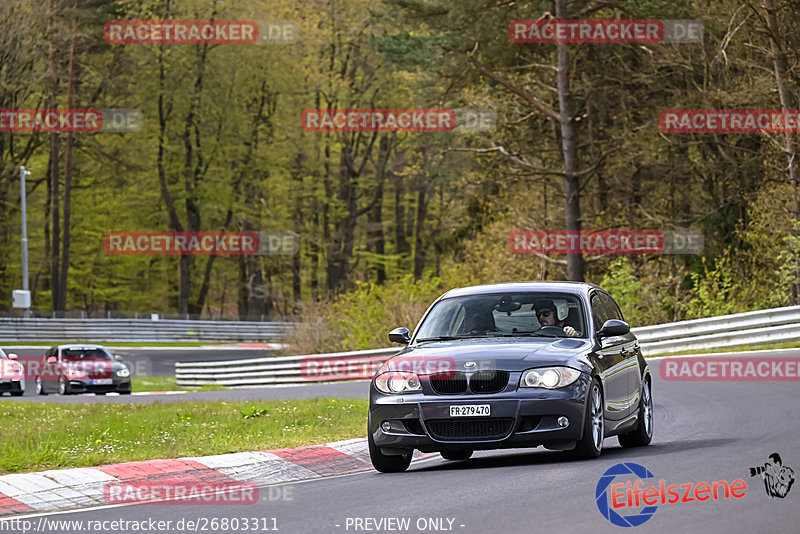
(0, 348, 25, 396)
(34, 344, 132, 395)
(368, 281, 653, 472)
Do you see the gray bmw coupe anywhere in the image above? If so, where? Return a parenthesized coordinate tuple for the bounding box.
(368, 281, 653, 472)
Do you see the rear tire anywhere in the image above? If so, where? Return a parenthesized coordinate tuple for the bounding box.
(441, 449, 473, 461)
(618, 377, 653, 448)
(570, 378, 604, 460)
(367, 419, 412, 473)
(10, 389, 23, 397)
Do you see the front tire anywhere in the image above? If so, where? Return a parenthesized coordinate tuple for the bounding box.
(618, 377, 653, 448)
(58, 377, 70, 395)
(367, 419, 412, 473)
(571, 378, 604, 459)
(36, 376, 48, 396)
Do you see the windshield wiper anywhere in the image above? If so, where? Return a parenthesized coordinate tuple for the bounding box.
(496, 332, 558, 338)
(416, 335, 471, 342)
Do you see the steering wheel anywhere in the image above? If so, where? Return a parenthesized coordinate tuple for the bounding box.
(537, 325, 567, 337)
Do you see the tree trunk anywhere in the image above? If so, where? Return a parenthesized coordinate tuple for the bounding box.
(555, 0, 584, 281)
(394, 174, 410, 257)
(59, 0, 79, 312)
(763, 0, 800, 304)
(413, 188, 428, 280)
(47, 0, 60, 312)
(368, 136, 392, 283)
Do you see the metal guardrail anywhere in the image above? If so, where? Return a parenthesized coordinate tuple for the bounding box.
(176, 348, 398, 387)
(0, 318, 294, 343)
(175, 305, 800, 387)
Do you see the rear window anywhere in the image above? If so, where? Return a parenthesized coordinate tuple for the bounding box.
(62, 348, 113, 360)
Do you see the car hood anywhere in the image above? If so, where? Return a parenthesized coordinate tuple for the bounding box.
(381, 337, 594, 374)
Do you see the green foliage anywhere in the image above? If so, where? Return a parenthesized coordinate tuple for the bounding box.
(331, 275, 447, 350)
(600, 258, 645, 325)
(685, 251, 741, 319)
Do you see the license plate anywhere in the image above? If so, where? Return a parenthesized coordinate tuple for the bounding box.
(449, 405, 491, 417)
(91, 379, 113, 385)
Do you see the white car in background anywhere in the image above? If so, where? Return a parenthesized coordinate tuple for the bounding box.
(0, 348, 25, 396)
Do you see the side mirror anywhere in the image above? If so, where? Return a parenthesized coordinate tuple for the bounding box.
(597, 319, 630, 338)
(7, 353, 18, 360)
(388, 327, 411, 345)
(114, 355, 123, 362)
(47, 356, 57, 364)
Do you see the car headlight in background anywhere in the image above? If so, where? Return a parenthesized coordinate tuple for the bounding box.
(374, 372, 421, 394)
(520, 367, 581, 389)
(116, 368, 130, 378)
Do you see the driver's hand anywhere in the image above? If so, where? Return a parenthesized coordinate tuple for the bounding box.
(563, 326, 579, 337)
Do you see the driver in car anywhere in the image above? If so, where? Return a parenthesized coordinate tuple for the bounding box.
(535, 300, 580, 337)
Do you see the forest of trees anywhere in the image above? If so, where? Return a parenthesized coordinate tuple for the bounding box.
(0, 0, 798, 326)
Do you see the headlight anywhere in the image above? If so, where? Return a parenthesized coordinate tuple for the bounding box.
(520, 367, 581, 389)
(116, 368, 130, 378)
(65, 368, 87, 378)
(374, 372, 421, 394)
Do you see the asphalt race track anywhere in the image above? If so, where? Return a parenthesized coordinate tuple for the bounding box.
(3, 349, 799, 533)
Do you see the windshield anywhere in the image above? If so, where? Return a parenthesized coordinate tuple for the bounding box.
(415, 292, 587, 341)
(61, 348, 114, 361)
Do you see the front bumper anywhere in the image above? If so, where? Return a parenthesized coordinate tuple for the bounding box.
(369, 373, 590, 452)
(67, 378, 131, 393)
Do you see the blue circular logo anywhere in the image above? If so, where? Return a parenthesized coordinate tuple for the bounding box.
(596, 462, 658, 527)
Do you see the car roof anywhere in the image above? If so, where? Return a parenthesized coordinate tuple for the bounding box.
(439, 281, 602, 299)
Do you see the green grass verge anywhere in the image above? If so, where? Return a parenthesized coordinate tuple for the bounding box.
(645, 340, 800, 359)
(132, 376, 228, 392)
(0, 398, 368, 474)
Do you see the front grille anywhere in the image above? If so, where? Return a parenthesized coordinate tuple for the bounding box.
(429, 372, 467, 394)
(426, 418, 515, 441)
(469, 370, 509, 393)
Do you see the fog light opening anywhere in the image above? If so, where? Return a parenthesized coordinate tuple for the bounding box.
(381, 421, 392, 432)
(557, 416, 569, 428)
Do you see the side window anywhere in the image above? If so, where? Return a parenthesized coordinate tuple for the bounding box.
(600, 293, 624, 321)
(591, 295, 610, 330)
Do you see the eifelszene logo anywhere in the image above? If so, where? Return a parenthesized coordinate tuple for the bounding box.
(749, 453, 795, 499)
(595, 462, 748, 527)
